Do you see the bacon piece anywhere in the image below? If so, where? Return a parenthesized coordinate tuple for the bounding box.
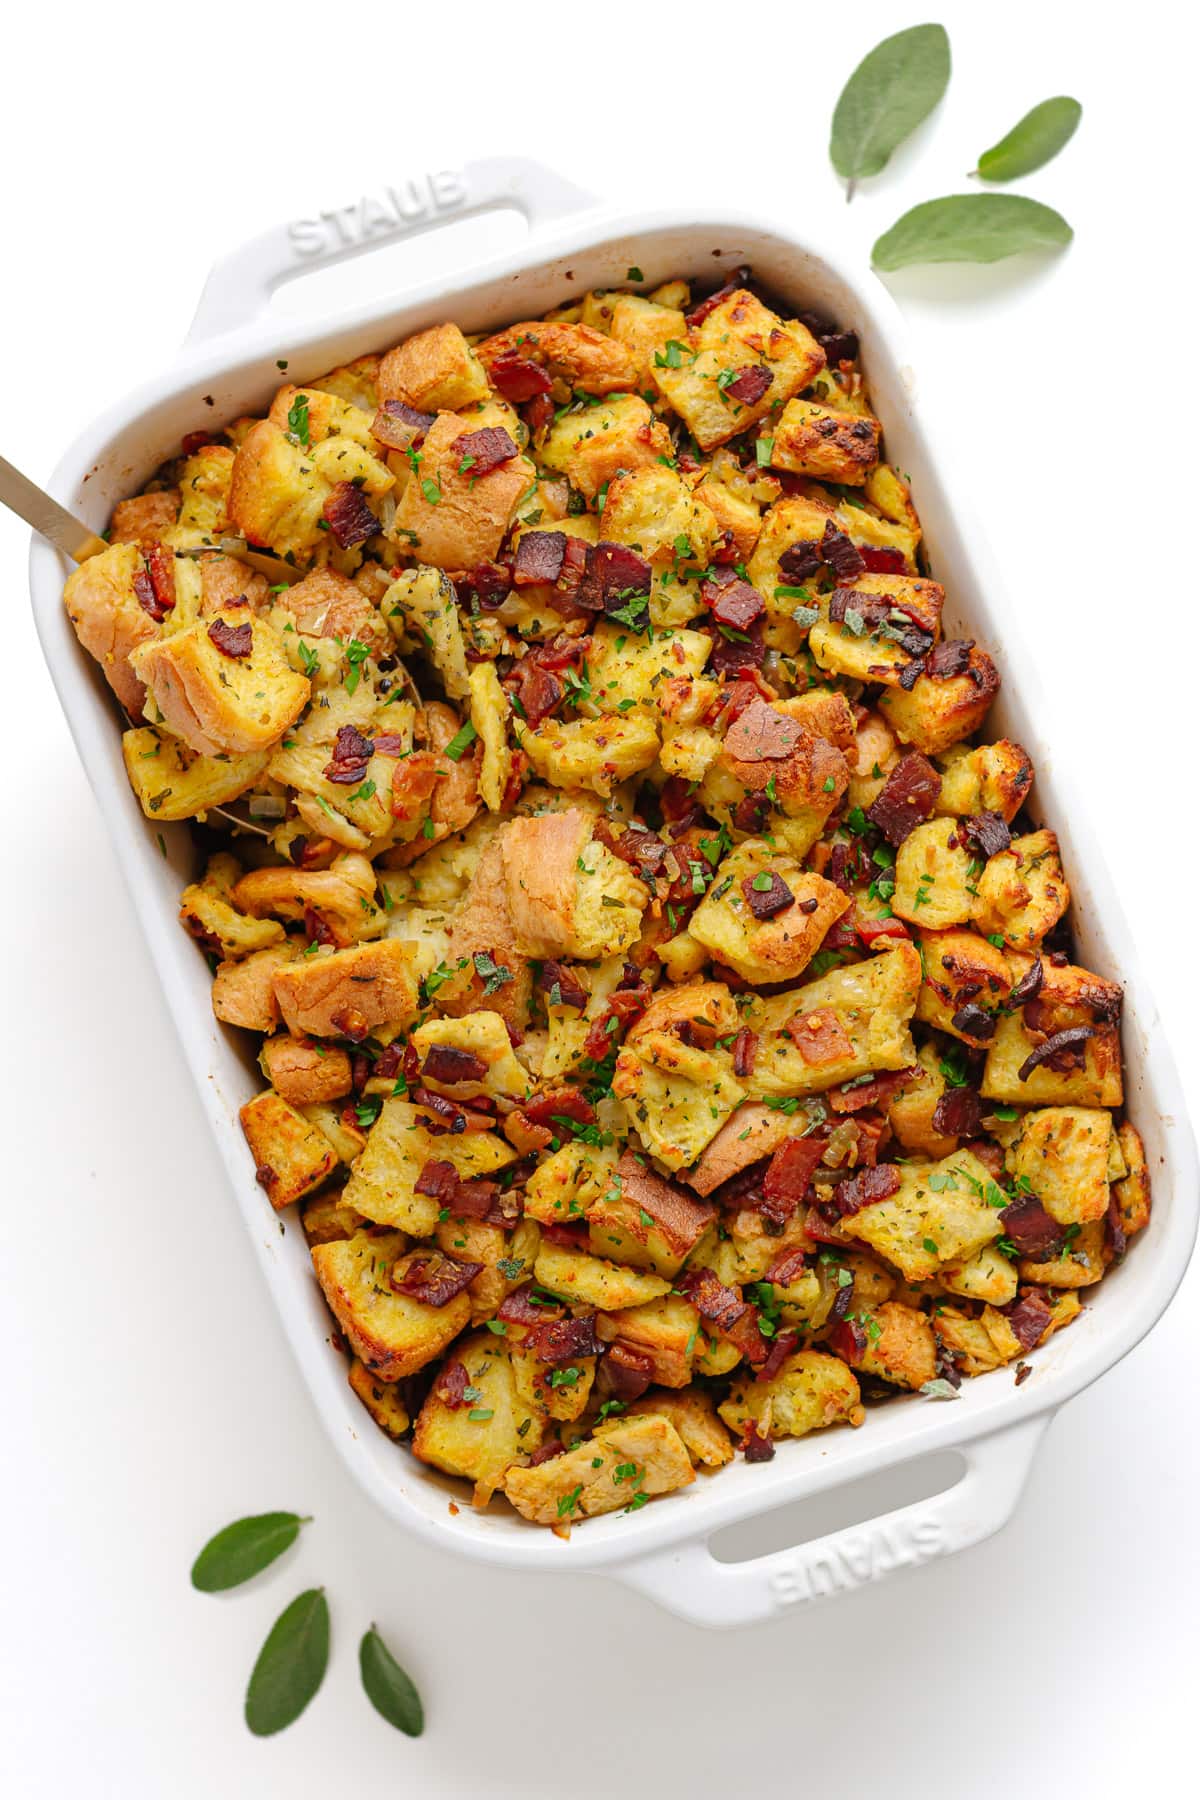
(828, 1070, 910, 1115)
(827, 1318, 868, 1364)
(541, 1220, 589, 1249)
(1010, 958, 1044, 1005)
(1003, 1290, 1054, 1351)
(857, 914, 911, 945)
(582, 984, 651, 1060)
(821, 522, 866, 580)
(741, 872, 795, 920)
(433, 1359, 470, 1408)
(520, 1087, 597, 1131)
(784, 1007, 853, 1068)
(723, 697, 802, 763)
(932, 1085, 983, 1139)
(304, 907, 336, 948)
(755, 1327, 800, 1383)
(732, 1028, 758, 1078)
(708, 617, 766, 674)
(925, 639, 974, 679)
(371, 398, 434, 451)
(454, 563, 512, 610)
(595, 820, 669, 878)
(660, 775, 708, 833)
(322, 481, 379, 548)
(513, 530, 567, 586)
(859, 545, 907, 574)
(765, 1245, 810, 1287)
(724, 363, 772, 406)
(207, 617, 253, 658)
(779, 540, 822, 582)
(524, 1316, 601, 1364)
(676, 1267, 767, 1364)
(422, 1044, 489, 1086)
(1018, 1025, 1095, 1082)
(576, 542, 652, 615)
(454, 426, 519, 475)
(536, 961, 588, 1009)
(964, 810, 1012, 858)
(949, 1002, 994, 1041)
(761, 1137, 824, 1226)
(488, 353, 554, 404)
(702, 573, 764, 630)
(999, 1196, 1063, 1260)
(512, 662, 562, 727)
(390, 750, 440, 820)
(412, 1089, 497, 1134)
(391, 1252, 483, 1307)
(685, 268, 747, 328)
(866, 752, 941, 847)
(498, 1285, 563, 1325)
(741, 1422, 776, 1462)
(323, 723, 374, 785)
(824, 1163, 901, 1220)
(146, 542, 176, 618)
(602, 1341, 655, 1403)
(181, 430, 213, 456)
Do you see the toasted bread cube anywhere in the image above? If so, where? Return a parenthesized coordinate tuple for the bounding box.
(440, 834, 532, 1033)
(886, 1045, 962, 1159)
(269, 565, 390, 666)
(983, 1007, 1122, 1108)
(583, 620, 712, 720)
(538, 394, 672, 500)
(348, 1358, 411, 1438)
(533, 1240, 670, 1311)
(131, 607, 309, 757)
(1018, 1219, 1108, 1288)
(477, 317, 637, 395)
(892, 819, 980, 929)
(809, 575, 945, 687)
(973, 829, 1069, 951)
(392, 411, 535, 570)
(240, 1089, 337, 1209)
(523, 1142, 618, 1229)
(651, 291, 824, 451)
(770, 398, 881, 485)
(501, 809, 647, 960)
(503, 1413, 695, 1525)
(508, 1334, 597, 1424)
(110, 489, 180, 546)
(1007, 1107, 1115, 1225)
(878, 646, 1000, 754)
(718, 1350, 863, 1441)
(684, 1102, 793, 1195)
(260, 1034, 353, 1106)
(515, 711, 660, 798)
(212, 943, 298, 1032)
(312, 1232, 469, 1380)
(613, 1034, 745, 1169)
(466, 662, 511, 811)
(934, 739, 1034, 821)
(608, 293, 688, 385)
(916, 927, 1011, 1043)
(411, 1009, 529, 1103)
(272, 938, 421, 1040)
(379, 322, 490, 411)
(123, 726, 270, 822)
(689, 840, 850, 984)
(743, 942, 921, 1099)
(747, 494, 840, 631)
(632, 1389, 735, 1467)
(600, 464, 718, 569)
(585, 1151, 716, 1278)
(227, 419, 332, 560)
(64, 542, 162, 717)
(301, 1191, 370, 1245)
(932, 1305, 1011, 1377)
(840, 1149, 1004, 1280)
(694, 474, 763, 561)
(342, 1097, 516, 1234)
(413, 1332, 544, 1506)
(938, 1242, 1019, 1306)
(383, 565, 470, 699)
(232, 854, 387, 947)
(595, 1294, 703, 1388)
(1113, 1121, 1151, 1236)
(180, 854, 286, 959)
(853, 1303, 937, 1390)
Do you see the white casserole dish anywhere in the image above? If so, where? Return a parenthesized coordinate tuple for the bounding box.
(30, 156, 1198, 1629)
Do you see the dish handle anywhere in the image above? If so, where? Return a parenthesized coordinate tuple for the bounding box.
(612, 1415, 1049, 1630)
(185, 156, 599, 345)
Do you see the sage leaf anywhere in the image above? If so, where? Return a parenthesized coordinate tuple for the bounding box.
(190, 1512, 311, 1592)
(975, 97, 1082, 182)
(920, 1378, 962, 1401)
(872, 194, 1073, 270)
(245, 1589, 330, 1737)
(360, 1626, 425, 1736)
(830, 23, 951, 199)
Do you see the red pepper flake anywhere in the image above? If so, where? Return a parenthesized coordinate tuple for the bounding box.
(455, 426, 519, 476)
(207, 617, 253, 658)
(391, 1252, 483, 1307)
(865, 752, 941, 847)
(724, 363, 772, 406)
(489, 353, 554, 403)
(741, 871, 794, 920)
(422, 1044, 489, 1085)
(322, 481, 379, 548)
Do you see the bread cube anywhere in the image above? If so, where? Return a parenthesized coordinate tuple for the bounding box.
(743, 942, 921, 1099)
(477, 317, 638, 395)
(1018, 1218, 1108, 1288)
(770, 398, 881, 485)
(1113, 1120, 1151, 1236)
(878, 646, 1000, 754)
(64, 541, 162, 717)
(583, 621, 712, 721)
(110, 489, 180, 546)
(440, 834, 533, 1033)
(892, 819, 980, 929)
(938, 1242, 1019, 1306)
(916, 927, 1011, 1043)
(973, 829, 1069, 951)
(613, 1032, 745, 1169)
(383, 565, 470, 699)
(809, 575, 944, 686)
(718, 1350, 863, 1442)
(1007, 1106, 1115, 1225)
(708, 700, 849, 852)
(523, 1142, 619, 1228)
(379, 322, 490, 412)
(232, 854, 387, 948)
(131, 606, 309, 758)
(533, 1240, 670, 1310)
(122, 726, 270, 821)
(301, 1191, 370, 1245)
(271, 937, 419, 1041)
(500, 809, 647, 961)
(651, 290, 824, 450)
(839, 1149, 1004, 1280)
(632, 1389, 735, 1467)
(538, 394, 671, 500)
(260, 1034, 353, 1106)
(595, 1294, 702, 1387)
(270, 565, 391, 665)
(348, 1358, 411, 1438)
(503, 1413, 695, 1526)
(689, 840, 850, 984)
(934, 739, 1034, 821)
(684, 1102, 793, 1196)
(227, 420, 332, 560)
(885, 1044, 962, 1159)
(411, 1009, 529, 1104)
(853, 1303, 937, 1390)
(179, 854, 286, 959)
(342, 1097, 516, 1234)
(932, 1306, 1012, 1378)
(239, 1089, 337, 1209)
(392, 411, 534, 570)
(514, 711, 660, 797)
(585, 1151, 716, 1278)
(413, 1332, 544, 1506)
(694, 474, 763, 560)
(312, 1231, 470, 1380)
(211, 943, 298, 1032)
(600, 464, 718, 569)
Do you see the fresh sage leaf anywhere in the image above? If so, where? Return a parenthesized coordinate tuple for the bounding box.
(245, 1589, 330, 1737)
(191, 1512, 311, 1592)
(920, 1378, 962, 1401)
(830, 23, 951, 199)
(872, 194, 1073, 270)
(975, 97, 1082, 183)
(360, 1626, 425, 1736)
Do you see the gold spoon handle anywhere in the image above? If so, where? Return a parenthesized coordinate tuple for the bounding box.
(0, 452, 109, 562)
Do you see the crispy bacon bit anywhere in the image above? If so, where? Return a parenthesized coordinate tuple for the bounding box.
(582, 984, 651, 1060)
(858, 914, 911, 945)
(391, 1252, 483, 1307)
(951, 1002, 995, 1041)
(754, 1327, 800, 1383)
(181, 430, 213, 455)
(390, 750, 440, 820)
(685, 268, 747, 329)
(740, 1422, 776, 1463)
(732, 1028, 758, 1078)
(488, 353, 554, 404)
(525, 1440, 565, 1468)
(932, 1085, 983, 1139)
(1010, 959, 1044, 1005)
(779, 540, 822, 582)
(762, 1137, 824, 1227)
(859, 544, 907, 573)
(455, 426, 519, 475)
(514, 661, 563, 726)
(304, 907, 336, 948)
(207, 617, 253, 658)
(520, 1087, 597, 1131)
(724, 363, 772, 406)
(422, 1044, 489, 1086)
(723, 698, 802, 763)
(819, 328, 859, 366)
(821, 521, 866, 580)
(1106, 1192, 1128, 1261)
(513, 530, 567, 586)
(498, 1285, 562, 1325)
(372, 731, 406, 756)
(133, 567, 163, 621)
(596, 820, 669, 878)
(322, 481, 379, 548)
(827, 1317, 868, 1364)
(897, 657, 925, 691)
(577, 542, 652, 615)
(999, 1196, 1063, 1260)
(824, 1163, 901, 1220)
(454, 562, 512, 610)
(702, 572, 764, 630)
(371, 398, 434, 450)
(147, 542, 176, 617)
(525, 1316, 601, 1364)
(964, 810, 1012, 859)
(925, 639, 974, 680)
(536, 960, 588, 1009)
(828, 1069, 910, 1115)
(676, 1266, 751, 1334)
(741, 871, 794, 920)
(324, 724, 374, 785)
(866, 752, 941, 847)
(708, 616, 766, 673)
(1018, 1025, 1095, 1082)
(433, 1360, 470, 1408)
(1003, 1290, 1053, 1352)
(765, 1246, 810, 1289)
(784, 1007, 853, 1068)
(414, 1160, 502, 1222)
(602, 1342, 655, 1403)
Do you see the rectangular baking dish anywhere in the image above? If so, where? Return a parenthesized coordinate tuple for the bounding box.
(30, 156, 1198, 1628)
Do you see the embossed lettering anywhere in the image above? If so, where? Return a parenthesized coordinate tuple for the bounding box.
(287, 172, 468, 264)
(767, 1513, 947, 1609)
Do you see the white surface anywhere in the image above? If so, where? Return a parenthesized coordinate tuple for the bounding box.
(2, 0, 1196, 1791)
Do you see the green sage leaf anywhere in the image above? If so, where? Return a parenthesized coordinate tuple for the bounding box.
(190, 1512, 311, 1592)
(245, 1589, 330, 1737)
(872, 194, 1073, 270)
(360, 1626, 425, 1736)
(830, 23, 951, 199)
(975, 97, 1082, 182)
(920, 1378, 962, 1401)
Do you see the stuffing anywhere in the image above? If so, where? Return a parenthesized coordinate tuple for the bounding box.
(878, 645, 1001, 754)
(391, 411, 535, 570)
(769, 397, 881, 484)
(238, 1089, 337, 1209)
(122, 727, 269, 821)
(537, 394, 672, 500)
(1007, 1106, 1116, 1225)
(379, 322, 491, 412)
(838, 1149, 1005, 1280)
(311, 1232, 471, 1380)
(503, 1414, 695, 1526)
(743, 942, 921, 1099)
(688, 838, 850, 984)
(501, 808, 647, 960)
(259, 1034, 353, 1106)
(718, 1351, 864, 1441)
(130, 606, 310, 757)
(341, 1098, 516, 1234)
(650, 289, 824, 450)
(272, 937, 421, 1039)
(63, 542, 162, 717)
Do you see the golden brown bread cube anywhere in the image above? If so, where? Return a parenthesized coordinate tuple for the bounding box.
(973, 829, 1069, 951)
(413, 1333, 545, 1505)
(312, 1232, 471, 1381)
(982, 956, 1124, 1107)
(1007, 1107, 1116, 1225)
(742, 942, 921, 1100)
(934, 739, 1034, 821)
(272, 937, 421, 1040)
(878, 646, 1000, 754)
(770, 398, 881, 484)
(595, 1294, 702, 1388)
(211, 943, 298, 1032)
(916, 927, 1011, 1043)
(342, 1097, 516, 1235)
(122, 727, 270, 823)
(348, 1357, 411, 1438)
(500, 809, 647, 961)
(632, 1388, 736, 1467)
(839, 1149, 1004, 1281)
(854, 1303, 938, 1390)
(1113, 1120, 1151, 1236)
(476, 318, 638, 396)
(110, 489, 180, 546)
(239, 1089, 338, 1209)
(515, 711, 661, 799)
(538, 394, 672, 500)
(301, 1191, 370, 1246)
(650, 290, 824, 451)
(260, 1034, 353, 1106)
(585, 1151, 716, 1279)
(892, 819, 980, 930)
(63, 542, 161, 718)
(533, 1240, 671, 1310)
(179, 855, 286, 960)
(809, 575, 944, 687)
(684, 1102, 795, 1196)
(688, 840, 850, 985)
(392, 410, 535, 570)
(130, 607, 310, 757)
(718, 1351, 863, 1441)
(1018, 1219, 1108, 1288)
(379, 323, 491, 412)
(227, 419, 332, 561)
(503, 1413, 695, 1526)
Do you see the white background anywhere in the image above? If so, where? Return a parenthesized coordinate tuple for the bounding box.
(2, 2, 1196, 1794)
